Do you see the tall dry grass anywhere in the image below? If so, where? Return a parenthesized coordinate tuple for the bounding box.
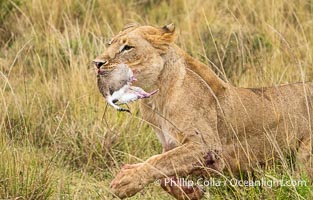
(1, 0, 313, 199)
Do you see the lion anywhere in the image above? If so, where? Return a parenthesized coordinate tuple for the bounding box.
(93, 23, 313, 199)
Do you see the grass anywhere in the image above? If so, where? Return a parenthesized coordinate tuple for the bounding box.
(1, 0, 313, 199)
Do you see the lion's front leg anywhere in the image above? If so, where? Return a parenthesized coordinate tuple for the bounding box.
(110, 142, 207, 198)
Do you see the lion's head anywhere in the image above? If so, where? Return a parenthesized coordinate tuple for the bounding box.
(93, 23, 176, 89)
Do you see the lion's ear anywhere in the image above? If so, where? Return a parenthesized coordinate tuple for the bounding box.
(159, 23, 176, 44)
(162, 23, 175, 33)
(142, 23, 177, 51)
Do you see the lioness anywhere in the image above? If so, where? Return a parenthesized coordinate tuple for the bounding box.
(94, 23, 313, 199)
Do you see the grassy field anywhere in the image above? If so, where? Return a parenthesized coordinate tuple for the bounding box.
(1, 0, 313, 199)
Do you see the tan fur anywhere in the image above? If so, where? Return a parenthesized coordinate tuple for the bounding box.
(94, 24, 313, 199)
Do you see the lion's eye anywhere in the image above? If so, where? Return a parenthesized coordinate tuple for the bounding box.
(120, 45, 134, 52)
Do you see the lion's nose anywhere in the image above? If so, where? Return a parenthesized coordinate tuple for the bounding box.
(93, 59, 108, 68)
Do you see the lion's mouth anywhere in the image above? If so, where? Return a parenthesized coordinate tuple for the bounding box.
(97, 68, 108, 75)
(97, 65, 138, 84)
(97, 67, 113, 75)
